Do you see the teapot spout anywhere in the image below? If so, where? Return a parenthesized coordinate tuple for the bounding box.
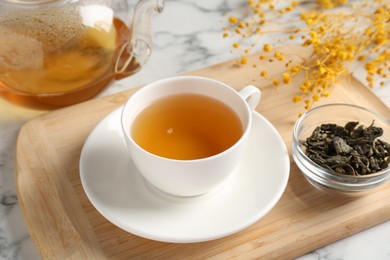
(115, 0, 164, 78)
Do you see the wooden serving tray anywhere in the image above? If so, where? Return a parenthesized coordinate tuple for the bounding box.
(16, 46, 390, 259)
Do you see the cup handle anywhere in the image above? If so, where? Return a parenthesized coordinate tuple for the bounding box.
(239, 85, 261, 111)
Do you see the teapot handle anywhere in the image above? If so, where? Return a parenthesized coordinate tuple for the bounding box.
(115, 0, 164, 76)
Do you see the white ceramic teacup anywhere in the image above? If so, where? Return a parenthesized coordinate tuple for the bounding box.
(121, 76, 261, 197)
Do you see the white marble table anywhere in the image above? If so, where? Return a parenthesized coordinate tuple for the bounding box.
(1, 0, 390, 259)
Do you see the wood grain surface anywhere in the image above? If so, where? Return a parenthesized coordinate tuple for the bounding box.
(15, 46, 390, 259)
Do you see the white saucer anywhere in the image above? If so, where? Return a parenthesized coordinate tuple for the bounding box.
(80, 107, 290, 243)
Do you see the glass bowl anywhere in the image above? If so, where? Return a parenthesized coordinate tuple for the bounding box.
(292, 103, 390, 196)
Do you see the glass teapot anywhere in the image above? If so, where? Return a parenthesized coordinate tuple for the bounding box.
(0, 0, 164, 109)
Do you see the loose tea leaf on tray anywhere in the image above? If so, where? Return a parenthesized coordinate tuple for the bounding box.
(302, 121, 390, 176)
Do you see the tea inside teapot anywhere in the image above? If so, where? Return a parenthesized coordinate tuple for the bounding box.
(0, 0, 163, 109)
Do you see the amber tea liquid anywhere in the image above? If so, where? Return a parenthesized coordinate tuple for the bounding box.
(0, 18, 138, 109)
(131, 94, 244, 160)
